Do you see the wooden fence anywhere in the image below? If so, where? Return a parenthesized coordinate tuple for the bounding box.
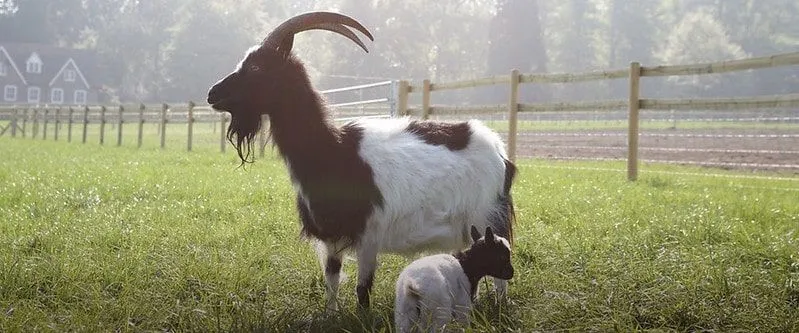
(0, 103, 241, 152)
(395, 51, 799, 180)
(2, 52, 798, 180)
(0, 81, 395, 157)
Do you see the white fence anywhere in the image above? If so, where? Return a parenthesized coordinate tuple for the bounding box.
(0, 80, 398, 155)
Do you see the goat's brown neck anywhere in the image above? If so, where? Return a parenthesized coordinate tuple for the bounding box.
(268, 66, 342, 162)
(454, 250, 485, 300)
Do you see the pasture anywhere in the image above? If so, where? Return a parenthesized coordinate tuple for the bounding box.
(0, 137, 797, 332)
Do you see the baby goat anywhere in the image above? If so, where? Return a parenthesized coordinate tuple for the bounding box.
(394, 226, 514, 333)
(206, 12, 517, 310)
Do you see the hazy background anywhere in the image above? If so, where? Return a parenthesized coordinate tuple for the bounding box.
(1, 0, 797, 105)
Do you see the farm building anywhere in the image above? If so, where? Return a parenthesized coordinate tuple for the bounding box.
(0, 43, 98, 105)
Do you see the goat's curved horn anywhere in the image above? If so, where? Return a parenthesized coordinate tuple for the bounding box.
(262, 12, 374, 54)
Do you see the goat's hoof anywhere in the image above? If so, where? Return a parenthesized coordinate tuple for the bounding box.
(356, 286, 371, 309)
(325, 301, 338, 313)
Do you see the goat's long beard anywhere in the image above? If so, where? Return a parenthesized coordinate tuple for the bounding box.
(226, 111, 265, 165)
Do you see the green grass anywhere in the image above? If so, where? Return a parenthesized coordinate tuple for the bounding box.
(0, 137, 797, 332)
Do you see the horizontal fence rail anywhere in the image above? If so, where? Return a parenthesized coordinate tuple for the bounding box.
(640, 52, 799, 77)
(640, 94, 799, 110)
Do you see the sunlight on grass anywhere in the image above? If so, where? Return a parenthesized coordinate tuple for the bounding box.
(0, 137, 797, 331)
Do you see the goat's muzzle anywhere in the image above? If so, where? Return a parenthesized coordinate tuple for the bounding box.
(207, 85, 232, 112)
(207, 85, 222, 105)
(500, 266, 514, 280)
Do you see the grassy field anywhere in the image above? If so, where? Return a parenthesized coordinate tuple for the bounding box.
(0, 137, 797, 332)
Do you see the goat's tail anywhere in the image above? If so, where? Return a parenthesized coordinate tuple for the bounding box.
(496, 158, 517, 245)
(395, 286, 421, 333)
(506, 193, 516, 246)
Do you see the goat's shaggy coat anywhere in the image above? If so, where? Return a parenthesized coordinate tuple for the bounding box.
(394, 226, 514, 332)
(206, 12, 517, 310)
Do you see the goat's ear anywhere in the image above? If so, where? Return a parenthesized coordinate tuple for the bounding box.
(276, 35, 295, 59)
(470, 225, 481, 242)
(484, 226, 494, 241)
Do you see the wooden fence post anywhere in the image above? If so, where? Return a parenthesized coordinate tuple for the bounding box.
(117, 105, 124, 146)
(138, 104, 145, 148)
(160, 103, 168, 149)
(627, 62, 642, 181)
(187, 101, 195, 152)
(11, 108, 18, 137)
(42, 108, 49, 140)
(82, 106, 89, 144)
(99, 106, 107, 145)
(54, 108, 60, 141)
(67, 107, 74, 142)
(32, 108, 39, 139)
(507, 69, 520, 162)
(21, 108, 28, 138)
(421, 79, 431, 120)
(259, 114, 268, 158)
(220, 113, 227, 153)
(397, 80, 410, 116)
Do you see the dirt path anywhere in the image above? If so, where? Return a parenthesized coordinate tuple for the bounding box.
(511, 129, 799, 173)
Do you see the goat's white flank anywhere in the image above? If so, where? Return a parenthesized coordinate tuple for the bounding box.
(315, 117, 512, 310)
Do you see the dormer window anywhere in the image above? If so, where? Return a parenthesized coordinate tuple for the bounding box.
(26, 52, 42, 74)
(64, 69, 76, 82)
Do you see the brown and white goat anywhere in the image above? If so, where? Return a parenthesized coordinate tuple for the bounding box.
(206, 11, 517, 311)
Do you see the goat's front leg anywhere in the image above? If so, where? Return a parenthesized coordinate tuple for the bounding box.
(355, 241, 378, 308)
(494, 278, 508, 300)
(317, 241, 343, 312)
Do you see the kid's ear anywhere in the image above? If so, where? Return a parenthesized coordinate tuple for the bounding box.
(484, 226, 494, 240)
(470, 225, 481, 242)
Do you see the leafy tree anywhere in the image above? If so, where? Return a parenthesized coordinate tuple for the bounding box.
(302, 0, 496, 105)
(0, 0, 58, 43)
(0, 0, 17, 15)
(714, 0, 799, 94)
(162, 0, 268, 102)
(1, 0, 796, 102)
(483, 0, 547, 103)
(655, 8, 749, 97)
(542, 0, 605, 101)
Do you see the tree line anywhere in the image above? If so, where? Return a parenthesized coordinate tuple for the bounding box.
(1, 0, 796, 104)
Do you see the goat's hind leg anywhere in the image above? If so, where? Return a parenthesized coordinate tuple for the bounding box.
(355, 241, 378, 308)
(316, 241, 343, 312)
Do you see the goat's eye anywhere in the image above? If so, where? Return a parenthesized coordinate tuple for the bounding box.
(249, 65, 260, 72)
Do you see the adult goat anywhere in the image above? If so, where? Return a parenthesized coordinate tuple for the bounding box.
(206, 11, 517, 311)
